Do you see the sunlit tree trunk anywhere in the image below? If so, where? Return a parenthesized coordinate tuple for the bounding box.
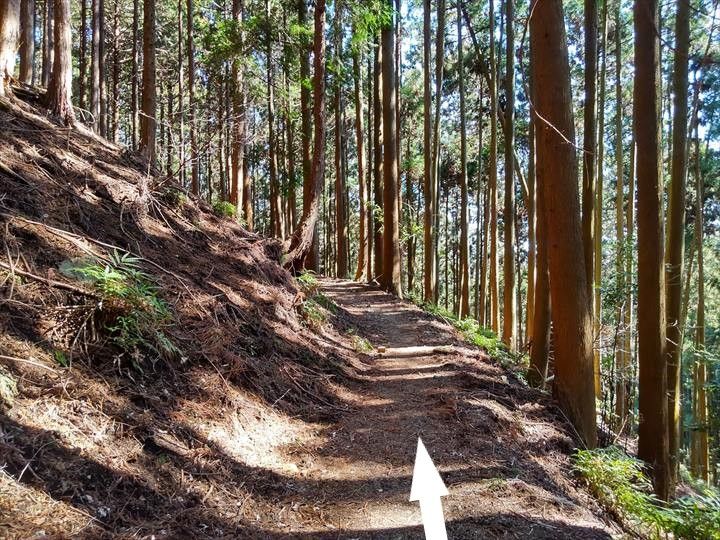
(298, 0, 315, 265)
(266, 0, 283, 238)
(431, 0, 445, 303)
(665, 0, 689, 489)
(230, 0, 245, 216)
(354, 43, 368, 281)
(634, 0, 670, 501)
(41, 0, 53, 88)
(372, 41, 383, 281)
(531, 0, 597, 448)
(284, 0, 325, 271)
(0, 0, 20, 96)
(582, 0, 597, 315)
(187, 0, 199, 195)
(488, 0, 499, 332)
(381, 0, 401, 296)
(422, 0, 434, 302)
(501, 0, 516, 350)
(46, 0, 74, 124)
(457, 0, 470, 318)
(334, 2, 348, 277)
(19, 0, 33, 85)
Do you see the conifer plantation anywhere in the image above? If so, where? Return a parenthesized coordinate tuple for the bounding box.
(1, 0, 720, 537)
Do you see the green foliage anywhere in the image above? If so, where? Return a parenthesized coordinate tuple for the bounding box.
(575, 447, 720, 539)
(301, 298, 327, 328)
(53, 349, 69, 367)
(0, 368, 18, 409)
(297, 271, 320, 296)
(160, 187, 187, 208)
(212, 200, 237, 218)
(346, 328, 373, 353)
(60, 252, 180, 365)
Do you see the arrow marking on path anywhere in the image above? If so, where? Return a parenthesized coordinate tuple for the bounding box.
(410, 437, 449, 540)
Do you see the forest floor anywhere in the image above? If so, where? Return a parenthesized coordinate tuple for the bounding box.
(0, 95, 621, 538)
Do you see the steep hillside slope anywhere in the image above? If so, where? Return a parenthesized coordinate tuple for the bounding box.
(0, 98, 618, 538)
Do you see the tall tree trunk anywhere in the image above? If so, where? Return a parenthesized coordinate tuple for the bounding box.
(665, 0, 689, 489)
(502, 0, 516, 350)
(41, 0, 53, 88)
(284, 0, 325, 271)
(176, 0, 185, 186)
(90, 0, 101, 131)
(457, 1, 470, 317)
(613, 0, 626, 433)
(353, 45, 368, 281)
(230, 0, 245, 215)
(46, 0, 74, 124)
(110, 0, 119, 140)
(531, 0, 597, 448)
(298, 0, 316, 269)
(582, 0, 597, 313)
(187, 0, 199, 195)
(334, 2, 347, 277)
(381, 1, 401, 296)
(266, 0, 283, 238)
(634, 0, 670, 501)
(0, 0, 20, 95)
(78, 0, 87, 108)
(372, 41, 383, 281)
(422, 0, 434, 302)
(475, 84, 485, 322)
(131, 0, 138, 147)
(19, 0, 34, 85)
(139, 0, 156, 165)
(366, 53, 374, 282)
(488, 0, 499, 332)
(431, 0, 445, 304)
(691, 132, 709, 482)
(526, 75, 536, 345)
(593, 0, 608, 397)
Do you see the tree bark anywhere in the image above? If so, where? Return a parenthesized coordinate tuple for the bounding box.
(266, 0, 283, 238)
(501, 0, 516, 350)
(634, 0, 670, 500)
(139, 0, 156, 165)
(665, 0, 689, 489)
(230, 0, 245, 216)
(488, 0, 499, 332)
(131, 0, 138, 147)
(372, 41, 383, 281)
(45, 0, 74, 124)
(284, 0, 325, 271)
(353, 45, 368, 281)
(531, 0, 597, 448)
(582, 0, 597, 311)
(334, 2, 347, 277)
(19, 0, 34, 85)
(422, 0, 434, 302)
(187, 0, 199, 195)
(41, 0, 53, 88)
(381, 1, 401, 296)
(457, 1, 470, 318)
(0, 0, 20, 96)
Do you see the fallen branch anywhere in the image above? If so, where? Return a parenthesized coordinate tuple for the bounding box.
(0, 354, 58, 373)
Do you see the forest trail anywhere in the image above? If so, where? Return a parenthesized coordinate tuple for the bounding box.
(275, 278, 619, 539)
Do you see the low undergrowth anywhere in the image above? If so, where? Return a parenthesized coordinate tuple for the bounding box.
(59, 251, 181, 368)
(575, 446, 720, 539)
(297, 271, 338, 329)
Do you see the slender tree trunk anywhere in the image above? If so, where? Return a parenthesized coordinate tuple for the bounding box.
(457, 1, 470, 317)
(593, 0, 608, 397)
(691, 133, 709, 482)
(78, 0, 87, 108)
(334, 2, 347, 277)
(41, 0, 53, 88)
(488, 0, 499, 332)
(90, 0, 101, 131)
(372, 41, 383, 281)
(422, 0, 434, 302)
(531, 0, 597, 448)
(46, 0, 74, 124)
(526, 78, 536, 345)
(187, 0, 199, 195)
(366, 53, 374, 281)
(0, 0, 20, 95)
(230, 0, 245, 215)
(582, 0, 597, 313)
(665, 0, 689, 489)
(110, 0, 119, 140)
(353, 45, 368, 281)
(502, 0, 516, 350)
(432, 0, 446, 304)
(139, 0, 156, 165)
(284, 0, 326, 271)
(266, 1, 283, 238)
(613, 0, 626, 433)
(475, 83, 484, 322)
(634, 0, 670, 500)
(19, 0, 34, 85)
(131, 0, 138, 147)
(381, 1, 401, 296)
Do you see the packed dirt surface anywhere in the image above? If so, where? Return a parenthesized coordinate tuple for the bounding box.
(0, 96, 619, 538)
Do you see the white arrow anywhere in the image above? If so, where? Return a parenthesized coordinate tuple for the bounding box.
(409, 437, 449, 540)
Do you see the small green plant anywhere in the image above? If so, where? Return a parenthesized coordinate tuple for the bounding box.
(347, 329, 373, 353)
(212, 200, 237, 218)
(60, 252, 180, 365)
(297, 271, 320, 295)
(301, 298, 327, 328)
(575, 447, 720, 539)
(53, 349, 69, 367)
(160, 187, 187, 208)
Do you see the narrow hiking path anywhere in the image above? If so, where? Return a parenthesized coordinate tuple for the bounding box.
(272, 279, 620, 539)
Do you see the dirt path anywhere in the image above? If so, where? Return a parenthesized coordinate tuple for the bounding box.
(269, 279, 619, 539)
